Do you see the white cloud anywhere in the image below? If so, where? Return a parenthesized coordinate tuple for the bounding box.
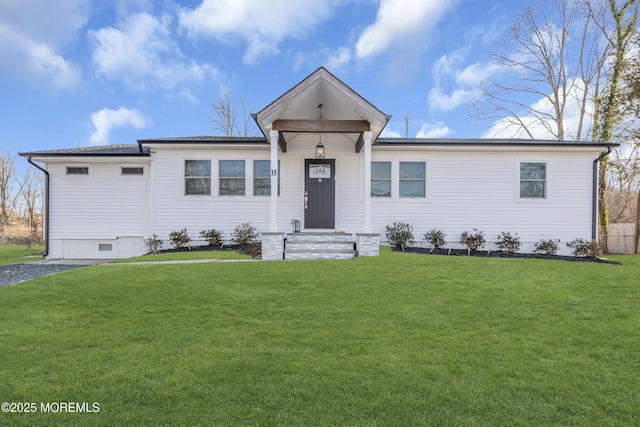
(179, 0, 335, 65)
(428, 49, 497, 112)
(90, 13, 216, 91)
(355, 0, 457, 60)
(428, 87, 479, 112)
(90, 107, 150, 145)
(416, 122, 452, 138)
(325, 47, 351, 71)
(0, 0, 88, 90)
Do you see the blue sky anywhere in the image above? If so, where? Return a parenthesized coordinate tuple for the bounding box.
(1, 0, 528, 157)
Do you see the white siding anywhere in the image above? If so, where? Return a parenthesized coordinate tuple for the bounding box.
(370, 149, 599, 253)
(48, 162, 151, 240)
(46, 161, 151, 258)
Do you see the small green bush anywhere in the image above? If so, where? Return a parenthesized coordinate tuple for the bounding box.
(144, 234, 163, 253)
(425, 229, 447, 249)
(567, 238, 599, 257)
(200, 229, 223, 246)
(534, 239, 560, 256)
(386, 221, 415, 251)
(231, 222, 259, 248)
(460, 229, 486, 251)
(496, 231, 522, 253)
(169, 228, 191, 249)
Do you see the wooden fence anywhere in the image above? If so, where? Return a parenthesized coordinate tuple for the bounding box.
(606, 223, 639, 254)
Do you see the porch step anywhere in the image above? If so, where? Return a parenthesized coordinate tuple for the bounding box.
(284, 233, 356, 260)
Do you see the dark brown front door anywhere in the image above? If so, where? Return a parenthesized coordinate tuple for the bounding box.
(305, 159, 335, 229)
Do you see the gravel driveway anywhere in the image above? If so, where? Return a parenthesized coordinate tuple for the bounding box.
(0, 262, 91, 287)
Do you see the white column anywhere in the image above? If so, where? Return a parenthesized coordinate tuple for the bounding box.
(269, 129, 279, 232)
(363, 131, 372, 233)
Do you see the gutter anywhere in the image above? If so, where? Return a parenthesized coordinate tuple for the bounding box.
(593, 147, 612, 241)
(26, 157, 49, 257)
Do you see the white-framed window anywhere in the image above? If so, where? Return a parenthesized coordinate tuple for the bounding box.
(185, 160, 211, 195)
(253, 160, 280, 196)
(520, 162, 546, 198)
(121, 167, 144, 176)
(399, 161, 426, 198)
(66, 166, 89, 175)
(219, 160, 245, 196)
(371, 161, 391, 197)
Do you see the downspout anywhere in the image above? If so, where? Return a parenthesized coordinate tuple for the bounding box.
(26, 157, 49, 257)
(593, 147, 612, 241)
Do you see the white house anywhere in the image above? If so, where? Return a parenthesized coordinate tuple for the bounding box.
(20, 67, 615, 260)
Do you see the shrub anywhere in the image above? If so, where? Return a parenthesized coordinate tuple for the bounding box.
(231, 222, 259, 248)
(425, 229, 447, 249)
(385, 221, 415, 251)
(169, 228, 191, 249)
(534, 239, 560, 256)
(460, 229, 486, 251)
(567, 238, 599, 257)
(200, 229, 223, 246)
(496, 231, 522, 253)
(144, 234, 163, 253)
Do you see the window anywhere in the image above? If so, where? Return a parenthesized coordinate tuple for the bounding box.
(520, 162, 546, 198)
(66, 166, 89, 175)
(219, 160, 245, 196)
(185, 160, 211, 195)
(253, 160, 280, 196)
(399, 162, 426, 198)
(121, 167, 144, 175)
(99, 244, 113, 251)
(371, 161, 391, 197)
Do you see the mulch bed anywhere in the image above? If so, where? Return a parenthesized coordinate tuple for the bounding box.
(394, 247, 621, 265)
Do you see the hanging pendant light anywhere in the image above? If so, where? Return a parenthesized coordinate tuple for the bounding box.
(315, 104, 325, 159)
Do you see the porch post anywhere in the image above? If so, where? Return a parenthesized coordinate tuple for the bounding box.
(363, 131, 373, 233)
(269, 129, 279, 232)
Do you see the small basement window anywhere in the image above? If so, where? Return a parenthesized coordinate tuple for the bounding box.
(121, 167, 144, 175)
(66, 166, 89, 175)
(99, 244, 113, 251)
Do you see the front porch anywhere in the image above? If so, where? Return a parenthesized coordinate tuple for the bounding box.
(254, 68, 387, 259)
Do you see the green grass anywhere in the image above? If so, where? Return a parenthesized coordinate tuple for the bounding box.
(0, 244, 45, 265)
(1, 248, 639, 425)
(114, 249, 251, 263)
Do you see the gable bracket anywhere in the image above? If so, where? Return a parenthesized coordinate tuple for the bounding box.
(355, 133, 364, 153)
(272, 119, 370, 133)
(278, 132, 287, 153)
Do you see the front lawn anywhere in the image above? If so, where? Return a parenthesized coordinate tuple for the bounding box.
(1, 249, 638, 425)
(0, 244, 44, 265)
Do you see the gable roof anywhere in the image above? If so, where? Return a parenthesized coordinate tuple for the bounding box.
(255, 67, 390, 142)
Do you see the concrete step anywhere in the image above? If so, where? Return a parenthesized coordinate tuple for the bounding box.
(284, 232, 356, 260)
(285, 241, 355, 252)
(284, 249, 356, 260)
(286, 232, 354, 243)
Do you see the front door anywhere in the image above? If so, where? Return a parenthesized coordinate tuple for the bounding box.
(305, 159, 335, 229)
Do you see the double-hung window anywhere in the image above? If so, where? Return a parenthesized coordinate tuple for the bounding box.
(399, 162, 426, 198)
(371, 161, 391, 197)
(520, 162, 546, 198)
(253, 160, 279, 196)
(185, 160, 211, 195)
(219, 160, 245, 196)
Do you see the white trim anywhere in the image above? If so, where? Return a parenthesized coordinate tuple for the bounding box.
(515, 159, 551, 203)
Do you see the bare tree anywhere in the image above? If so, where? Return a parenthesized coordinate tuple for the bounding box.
(0, 146, 18, 232)
(210, 92, 257, 137)
(590, 0, 639, 251)
(474, 0, 609, 141)
(17, 165, 44, 242)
